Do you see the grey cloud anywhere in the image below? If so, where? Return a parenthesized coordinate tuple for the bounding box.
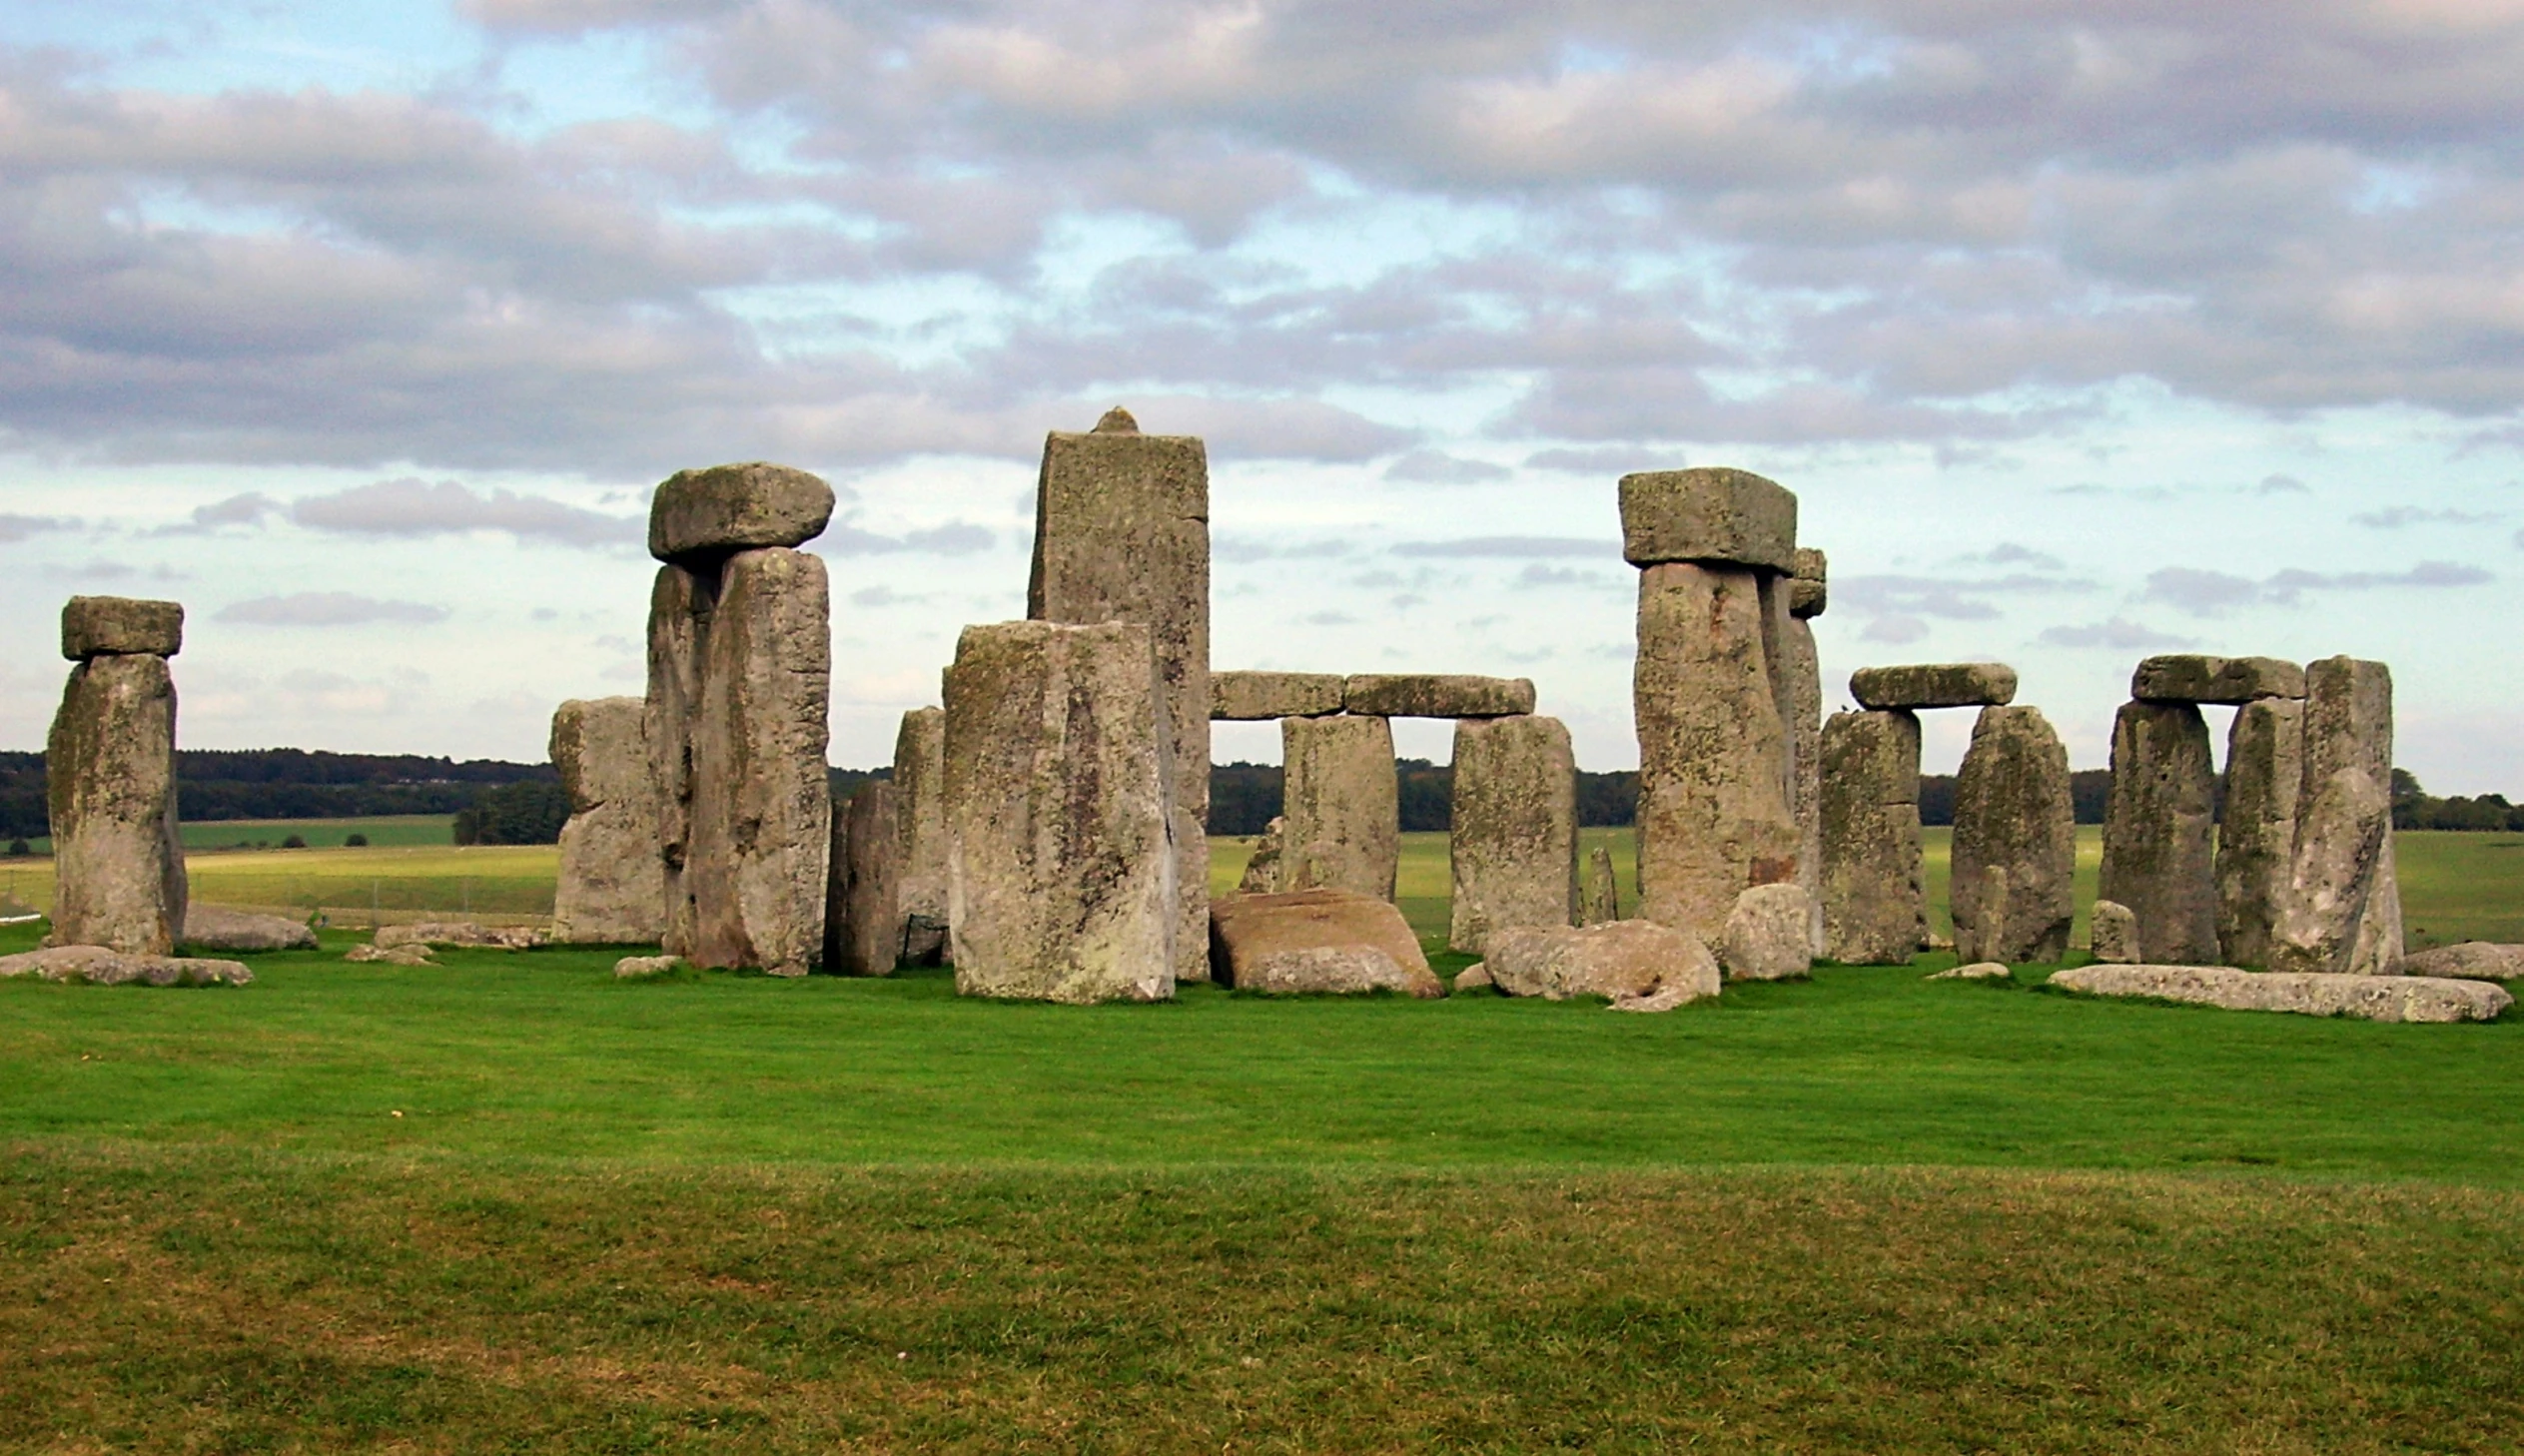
(2256, 474, 2310, 495)
(2037, 617, 2191, 649)
(1954, 542, 2064, 570)
(1513, 563, 1613, 588)
(1390, 536, 1610, 559)
(1523, 446, 1682, 475)
(819, 519, 997, 557)
(1836, 571, 2098, 624)
(190, 492, 281, 527)
(1300, 611, 1358, 626)
(1861, 615, 1930, 645)
(0, 512, 75, 542)
(2145, 559, 2495, 614)
(290, 479, 639, 546)
(218, 592, 451, 626)
(1216, 536, 1353, 564)
(1383, 450, 1511, 484)
(2348, 506, 2499, 529)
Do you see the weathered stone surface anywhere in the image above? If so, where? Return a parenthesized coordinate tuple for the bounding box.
(1210, 671, 1344, 720)
(1482, 920, 1721, 1009)
(2100, 701, 2219, 964)
(1722, 883, 1813, 981)
(648, 547, 832, 978)
(2215, 697, 2303, 969)
(1579, 845, 1619, 926)
(2269, 657, 2399, 976)
(2091, 900, 2138, 964)
(1930, 962, 2012, 982)
(647, 462, 835, 563)
(1634, 560, 1800, 945)
(1788, 547, 1828, 619)
(614, 955, 681, 979)
(62, 596, 184, 659)
(347, 942, 434, 965)
(2049, 964, 2509, 1024)
(1781, 611, 1824, 953)
(823, 780, 900, 976)
(2398, 943, 2524, 980)
(944, 619, 1173, 1004)
(1820, 709, 1925, 965)
(376, 922, 542, 951)
(550, 696, 666, 945)
(2131, 655, 2306, 704)
(182, 907, 316, 953)
(1027, 411, 1211, 983)
(47, 651, 185, 957)
(1208, 889, 1442, 998)
(891, 707, 950, 966)
(1618, 467, 1797, 571)
(1454, 962, 1495, 993)
(0, 945, 249, 987)
(1848, 663, 2019, 711)
(1950, 705, 2076, 966)
(1238, 818, 1284, 894)
(1341, 674, 1535, 719)
(1280, 714, 1398, 901)
(1447, 714, 1576, 954)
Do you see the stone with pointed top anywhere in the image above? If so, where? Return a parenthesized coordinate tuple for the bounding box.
(1950, 705, 2076, 965)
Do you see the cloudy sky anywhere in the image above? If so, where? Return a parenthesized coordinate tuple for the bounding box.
(2, 0, 2519, 786)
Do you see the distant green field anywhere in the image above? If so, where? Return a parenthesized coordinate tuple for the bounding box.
(5, 814, 454, 858)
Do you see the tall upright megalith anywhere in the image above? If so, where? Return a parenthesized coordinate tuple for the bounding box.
(550, 697, 665, 944)
(825, 779, 900, 977)
(1819, 708, 1925, 964)
(1028, 408, 1210, 982)
(48, 596, 187, 956)
(1280, 714, 1399, 902)
(1785, 547, 1828, 951)
(645, 463, 835, 977)
(2218, 696, 2304, 968)
(2099, 700, 2218, 964)
(2270, 657, 2400, 975)
(1624, 467, 1801, 944)
(891, 706, 950, 966)
(1950, 705, 2076, 965)
(1447, 713, 1577, 954)
(943, 620, 1173, 1004)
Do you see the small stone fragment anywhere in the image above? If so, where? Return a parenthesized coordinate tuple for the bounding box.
(1721, 883, 1814, 981)
(347, 942, 436, 965)
(2396, 943, 2524, 980)
(2131, 655, 2307, 704)
(1210, 671, 1345, 720)
(1848, 663, 2019, 711)
(1483, 920, 1721, 1007)
(1447, 714, 1576, 955)
(375, 922, 543, 951)
(613, 955, 682, 980)
(2048, 964, 2509, 1023)
(1207, 889, 1442, 998)
(1341, 674, 1536, 719)
(1280, 715, 1399, 901)
(61, 596, 184, 659)
(1950, 705, 2076, 966)
(1617, 467, 1797, 571)
(182, 907, 317, 953)
(1930, 962, 2012, 982)
(1238, 818, 1284, 895)
(647, 462, 835, 563)
(2090, 900, 2139, 964)
(0, 945, 250, 986)
(1454, 962, 1495, 993)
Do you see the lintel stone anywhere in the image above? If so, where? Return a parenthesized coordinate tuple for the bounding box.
(1789, 547, 1828, 618)
(1849, 662, 2018, 711)
(1618, 467, 1797, 572)
(1341, 674, 1534, 719)
(1211, 670, 1345, 720)
(648, 462, 835, 563)
(2131, 654, 2307, 704)
(62, 596, 183, 659)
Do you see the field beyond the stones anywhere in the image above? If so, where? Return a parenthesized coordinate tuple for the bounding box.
(3, 827, 2522, 1450)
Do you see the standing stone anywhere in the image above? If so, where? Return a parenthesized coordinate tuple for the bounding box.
(892, 707, 950, 966)
(1820, 709, 1925, 965)
(2090, 900, 2139, 964)
(2216, 697, 2303, 968)
(1580, 845, 1619, 925)
(825, 780, 900, 976)
(647, 540, 833, 977)
(2270, 657, 2400, 976)
(1784, 547, 1827, 953)
(1949, 706, 2076, 965)
(1239, 818, 1284, 894)
(1027, 408, 1211, 982)
(2099, 701, 2219, 964)
(47, 600, 187, 957)
(943, 620, 1173, 1004)
(549, 697, 665, 944)
(1447, 714, 1577, 954)
(1280, 715, 1399, 902)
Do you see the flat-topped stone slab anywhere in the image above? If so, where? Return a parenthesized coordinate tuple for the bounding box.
(1618, 467, 1797, 572)
(648, 462, 835, 563)
(1849, 663, 2018, 710)
(1211, 670, 1345, 720)
(0, 946, 251, 987)
(2048, 964, 2510, 1023)
(62, 596, 184, 659)
(2398, 942, 2524, 980)
(1341, 674, 1535, 719)
(2131, 655, 2306, 704)
(1788, 547, 1827, 618)
(1209, 889, 1443, 998)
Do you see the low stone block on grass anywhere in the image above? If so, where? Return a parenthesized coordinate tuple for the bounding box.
(181, 906, 317, 953)
(0, 946, 251, 987)
(2048, 964, 2510, 1023)
(1208, 889, 1442, 998)
(1480, 920, 1720, 1011)
(2397, 943, 2524, 980)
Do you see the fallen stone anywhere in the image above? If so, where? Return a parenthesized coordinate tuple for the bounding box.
(0, 945, 250, 987)
(347, 943, 435, 965)
(1579, 844, 1619, 925)
(1848, 663, 2018, 711)
(1634, 560, 1799, 945)
(1280, 714, 1398, 902)
(944, 619, 1173, 1004)
(1454, 962, 1495, 993)
(47, 648, 186, 956)
(61, 595, 184, 659)
(1447, 714, 1576, 954)
(2099, 701, 2219, 964)
(1027, 409, 1212, 983)
(1210, 671, 1345, 720)
(1950, 705, 2076, 966)
(647, 462, 835, 563)
(2397, 943, 2524, 980)
(2091, 900, 2139, 964)
(1341, 674, 1535, 719)
(892, 707, 950, 966)
(2049, 964, 2510, 1024)
(550, 696, 666, 945)
(1208, 889, 1442, 998)
(375, 922, 542, 951)
(2131, 655, 2306, 704)
(1820, 709, 1926, 965)
(1722, 883, 1813, 981)
(1788, 547, 1828, 619)
(825, 779, 900, 977)
(1238, 818, 1285, 894)
(1483, 920, 1720, 1008)
(2215, 697, 2302, 969)
(1930, 962, 2012, 982)
(613, 955, 681, 980)
(182, 906, 317, 953)
(1618, 467, 1797, 572)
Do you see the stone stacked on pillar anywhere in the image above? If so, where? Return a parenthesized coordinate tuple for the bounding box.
(1027, 408, 1211, 982)
(1819, 708, 1926, 964)
(1341, 674, 1534, 719)
(47, 596, 188, 957)
(1446, 714, 1577, 954)
(1848, 663, 2018, 710)
(1949, 705, 2076, 965)
(1211, 671, 1344, 720)
(1279, 715, 1399, 902)
(2131, 654, 2306, 705)
(549, 697, 665, 944)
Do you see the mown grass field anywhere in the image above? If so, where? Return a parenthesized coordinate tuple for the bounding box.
(4, 823, 2522, 1449)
